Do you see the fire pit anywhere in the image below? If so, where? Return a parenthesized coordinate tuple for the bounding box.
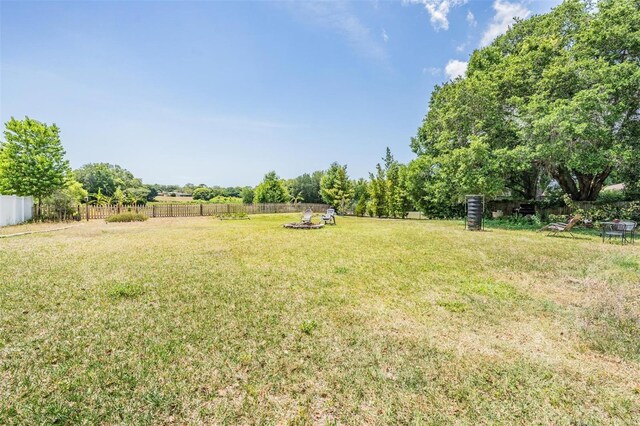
(283, 222, 325, 229)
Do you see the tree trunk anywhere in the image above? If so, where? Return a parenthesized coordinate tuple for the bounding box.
(507, 166, 540, 200)
(551, 166, 611, 201)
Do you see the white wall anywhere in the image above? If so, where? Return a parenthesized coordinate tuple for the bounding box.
(0, 195, 34, 227)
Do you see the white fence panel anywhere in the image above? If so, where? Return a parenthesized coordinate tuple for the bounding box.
(0, 195, 34, 227)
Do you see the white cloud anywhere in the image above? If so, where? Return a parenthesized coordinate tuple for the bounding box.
(405, 0, 467, 31)
(444, 59, 467, 79)
(423, 67, 441, 76)
(455, 41, 468, 52)
(382, 28, 389, 43)
(286, 1, 387, 62)
(479, 0, 530, 47)
(466, 10, 477, 27)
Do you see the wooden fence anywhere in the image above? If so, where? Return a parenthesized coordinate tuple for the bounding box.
(77, 203, 329, 220)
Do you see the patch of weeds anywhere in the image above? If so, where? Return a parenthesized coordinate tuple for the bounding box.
(437, 301, 467, 313)
(238, 352, 253, 366)
(541, 300, 560, 313)
(300, 320, 318, 335)
(333, 266, 348, 274)
(217, 212, 249, 220)
(108, 282, 144, 299)
(462, 278, 522, 301)
(582, 303, 640, 361)
(613, 257, 640, 272)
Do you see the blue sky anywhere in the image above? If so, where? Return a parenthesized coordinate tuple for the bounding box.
(1, 0, 561, 186)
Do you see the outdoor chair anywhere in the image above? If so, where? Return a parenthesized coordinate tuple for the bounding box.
(301, 208, 313, 224)
(321, 208, 336, 225)
(603, 221, 637, 244)
(621, 221, 637, 244)
(538, 215, 581, 238)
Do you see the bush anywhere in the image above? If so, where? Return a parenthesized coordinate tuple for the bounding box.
(105, 212, 148, 223)
(547, 214, 569, 223)
(596, 190, 627, 204)
(566, 195, 640, 222)
(192, 187, 213, 201)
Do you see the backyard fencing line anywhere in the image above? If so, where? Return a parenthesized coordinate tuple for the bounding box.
(76, 203, 330, 220)
(0, 195, 34, 227)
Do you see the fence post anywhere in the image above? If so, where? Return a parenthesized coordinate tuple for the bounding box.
(200, 204, 203, 216)
(153, 204, 156, 218)
(86, 203, 90, 221)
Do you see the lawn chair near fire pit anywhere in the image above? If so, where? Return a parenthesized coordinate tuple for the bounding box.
(301, 208, 313, 224)
(321, 208, 336, 225)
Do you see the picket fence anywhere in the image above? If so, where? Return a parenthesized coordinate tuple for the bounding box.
(0, 195, 34, 227)
(78, 203, 329, 220)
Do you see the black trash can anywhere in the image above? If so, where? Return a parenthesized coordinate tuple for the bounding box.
(466, 195, 484, 231)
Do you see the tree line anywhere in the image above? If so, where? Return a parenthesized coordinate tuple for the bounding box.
(1, 0, 637, 220)
(0, 116, 414, 218)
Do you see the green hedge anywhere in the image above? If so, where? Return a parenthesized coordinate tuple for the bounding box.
(106, 212, 148, 223)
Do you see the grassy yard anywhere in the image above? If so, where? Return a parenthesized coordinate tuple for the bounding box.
(1, 215, 639, 424)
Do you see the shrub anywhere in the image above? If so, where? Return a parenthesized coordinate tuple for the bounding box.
(547, 214, 568, 224)
(565, 195, 640, 222)
(596, 190, 627, 204)
(192, 187, 213, 201)
(105, 212, 148, 223)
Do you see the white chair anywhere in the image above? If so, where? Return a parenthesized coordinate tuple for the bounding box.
(321, 208, 336, 225)
(301, 208, 313, 224)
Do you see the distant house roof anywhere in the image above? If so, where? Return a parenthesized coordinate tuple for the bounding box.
(603, 183, 625, 192)
(602, 183, 624, 191)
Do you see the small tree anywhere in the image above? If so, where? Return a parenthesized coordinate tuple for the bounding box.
(113, 186, 126, 206)
(192, 187, 213, 201)
(254, 171, 290, 203)
(290, 191, 304, 204)
(368, 164, 387, 217)
(320, 162, 354, 213)
(355, 194, 367, 216)
(0, 117, 71, 215)
(240, 187, 255, 204)
(126, 187, 150, 205)
(42, 179, 88, 221)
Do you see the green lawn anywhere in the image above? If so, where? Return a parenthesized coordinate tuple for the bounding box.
(1, 215, 639, 424)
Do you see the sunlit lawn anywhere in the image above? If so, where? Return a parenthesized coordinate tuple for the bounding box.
(1, 215, 639, 424)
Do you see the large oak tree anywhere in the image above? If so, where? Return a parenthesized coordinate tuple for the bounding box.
(411, 0, 640, 201)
